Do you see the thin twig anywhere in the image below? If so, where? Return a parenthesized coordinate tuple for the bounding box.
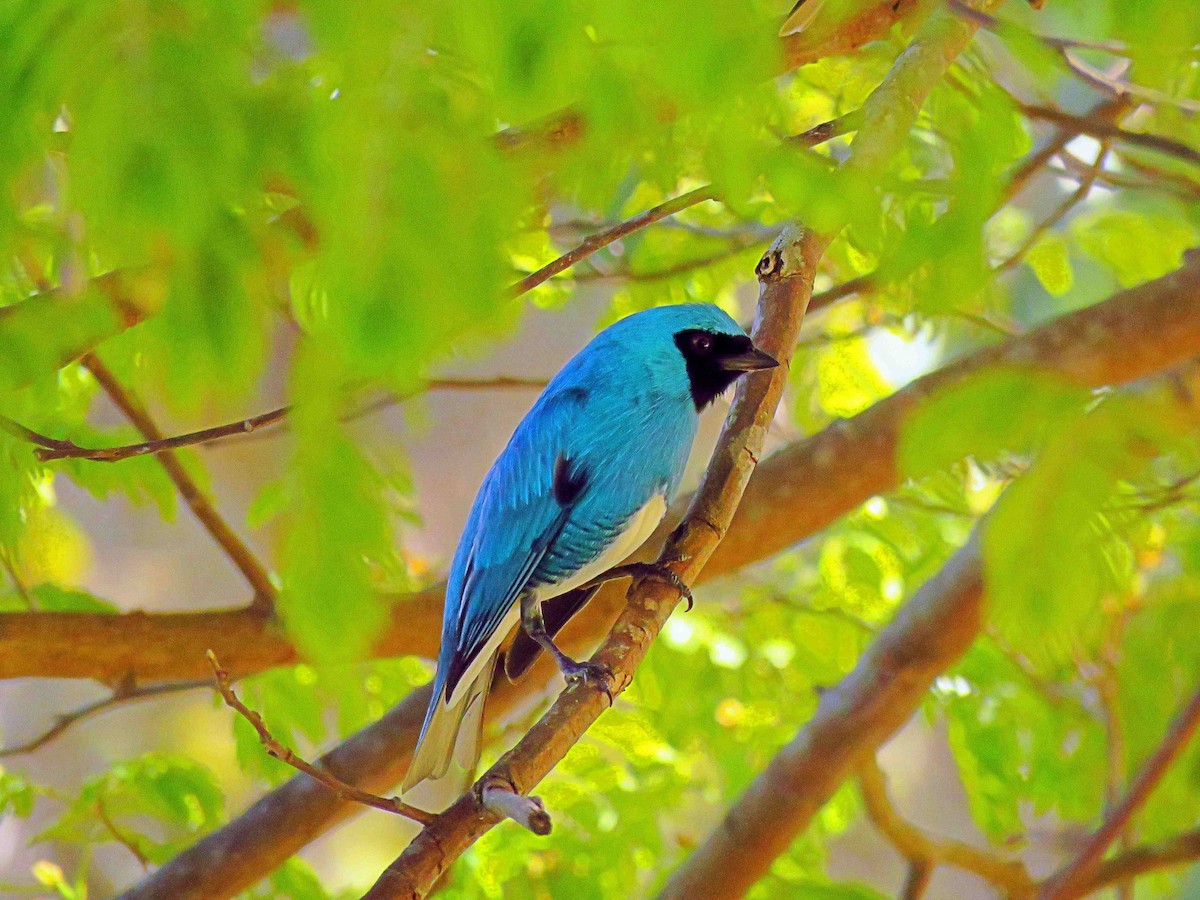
(1019, 103, 1200, 168)
(507, 111, 855, 299)
(0, 680, 208, 758)
(82, 355, 277, 612)
(0, 550, 32, 609)
(26, 376, 548, 461)
(506, 186, 719, 298)
(206, 651, 435, 826)
(97, 797, 151, 870)
(858, 756, 1035, 896)
(541, 240, 762, 284)
(996, 141, 1111, 274)
(1039, 678, 1200, 898)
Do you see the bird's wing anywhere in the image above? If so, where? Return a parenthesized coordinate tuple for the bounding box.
(438, 386, 596, 704)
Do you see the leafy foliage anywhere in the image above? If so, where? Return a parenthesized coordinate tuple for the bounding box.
(1, 0, 1200, 896)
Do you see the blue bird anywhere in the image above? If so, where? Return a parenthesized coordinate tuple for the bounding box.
(402, 303, 777, 807)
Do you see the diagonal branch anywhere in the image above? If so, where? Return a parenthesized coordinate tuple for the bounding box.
(5, 251, 1200, 689)
(661, 530, 988, 899)
(81, 354, 277, 611)
(857, 755, 1034, 896)
(206, 651, 435, 827)
(1038, 678, 1200, 898)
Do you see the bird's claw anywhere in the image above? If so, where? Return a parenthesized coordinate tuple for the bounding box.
(560, 659, 615, 702)
(633, 562, 694, 611)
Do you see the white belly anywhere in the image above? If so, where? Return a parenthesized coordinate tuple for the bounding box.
(534, 494, 668, 601)
(443, 494, 667, 708)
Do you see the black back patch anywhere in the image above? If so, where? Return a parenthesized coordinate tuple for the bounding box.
(552, 455, 588, 506)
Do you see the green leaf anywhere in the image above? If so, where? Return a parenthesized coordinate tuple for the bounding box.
(1025, 234, 1074, 297)
(900, 370, 1088, 480)
(0, 765, 38, 818)
(1074, 210, 1196, 288)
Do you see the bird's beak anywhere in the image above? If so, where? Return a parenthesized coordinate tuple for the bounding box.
(720, 346, 779, 372)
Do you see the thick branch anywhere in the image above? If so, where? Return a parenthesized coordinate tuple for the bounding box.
(361, 1, 1005, 896)
(661, 532, 987, 899)
(364, 226, 822, 899)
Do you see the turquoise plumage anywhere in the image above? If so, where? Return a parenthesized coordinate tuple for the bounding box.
(402, 303, 776, 808)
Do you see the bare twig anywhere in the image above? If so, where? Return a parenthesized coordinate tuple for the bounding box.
(25, 376, 547, 462)
(858, 755, 1035, 895)
(0, 680, 207, 758)
(205, 651, 435, 827)
(1040, 678, 1200, 898)
(507, 110, 856, 300)
(82, 355, 277, 612)
(97, 797, 151, 870)
(996, 142, 1111, 274)
(1060, 50, 1200, 114)
(1019, 103, 1200, 168)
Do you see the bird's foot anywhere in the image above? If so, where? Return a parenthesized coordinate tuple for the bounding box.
(557, 656, 615, 701)
(626, 561, 694, 611)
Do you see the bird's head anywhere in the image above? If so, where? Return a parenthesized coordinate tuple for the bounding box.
(612, 304, 779, 412)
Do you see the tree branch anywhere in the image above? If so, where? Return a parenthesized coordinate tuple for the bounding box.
(661, 530, 988, 899)
(1019, 102, 1200, 168)
(116, 266, 1200, 900)
(1075, 828, 1200, 898)
(357, 2, 1008, 896)
(81, 355, 276, 611)
(1039, 678, 1200, 898)
(21, 377, 546, 463)
(206, 651, 435, 827)
(0, 679, 206, 758)
(857, 755, 1034, 896)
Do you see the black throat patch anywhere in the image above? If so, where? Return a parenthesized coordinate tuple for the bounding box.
(673, 329, 754, 412)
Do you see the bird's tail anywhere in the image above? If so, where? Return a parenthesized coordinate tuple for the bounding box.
(402, 658, 494, 813)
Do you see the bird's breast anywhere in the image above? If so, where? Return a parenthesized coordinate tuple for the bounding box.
(534, 493, 668, 601)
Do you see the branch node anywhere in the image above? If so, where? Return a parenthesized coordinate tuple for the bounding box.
(479, 779, 552, 836)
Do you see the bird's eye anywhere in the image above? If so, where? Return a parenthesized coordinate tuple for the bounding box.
(691, 333, 713, 354)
